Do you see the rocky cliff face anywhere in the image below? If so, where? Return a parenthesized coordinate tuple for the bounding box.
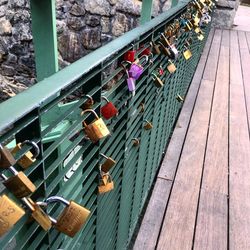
(0, 0, 171, 101)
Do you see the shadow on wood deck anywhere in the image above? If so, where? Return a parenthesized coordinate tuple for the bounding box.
(133, 6, 250, 250)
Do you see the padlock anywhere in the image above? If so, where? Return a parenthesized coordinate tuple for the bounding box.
(121, 63, 136, 96)
(152, 73, 164, 88)
(158, 65, 164, 76)
(81, 109, 110, 143)
(143, 120, 153, 130)
(37, 196, 90, 237)
(11, 140, 40, 169)
(80, 95, 94, 110)
(194, 27, 202, 34)
(1, 167, 36, 198)
(124, 49, 136, 63)
(128, 55, 148, 80)
(183, 46, 192, 60)
(132, 138, 140, 146)
(167, 60, 177, 74)
(159, 42, 171, 57)
(101, 96, 118, 120)
(23, 197, 52, 231)
(197, 33, 204, 41)
(100, 153, 116, 173)
(139, 102, 145, 113)
(140, 44, 152, 56)
(161, 33, 179, 60)
(150, 42, 161, 55)
(0, 194, 25, 237)
(98, 174, 114, 194)
(0, 144, 16, 169)
(176, 94, 184, 103)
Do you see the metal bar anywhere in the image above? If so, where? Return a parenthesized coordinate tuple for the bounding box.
(140, 0, 154, 25)
(30, 0, 58, 81)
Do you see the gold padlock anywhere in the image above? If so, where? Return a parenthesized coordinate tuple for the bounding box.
(152, 73, 164, 88)
(144, 120, 153, 130)
(98, 174, 114, 194)
(183, 47, 192, 60)
(24, 198, 52, 231)
(139, 102, 145, 113)
(100, 153, 116, 173)
(11, 140, 40, 169)
(197, 33, 204, 41)
(167, 60, 177, 73)
(159, 42, 171, 57)
(40, 196, 90, 237)
(150, 41, 161, 55)
(176, 94, 184, 103)
(0, 195, 25, 237)
(0, 144, 16, 169)
(132, 138, 140, 146)
(194, 27, 202, 34)
(81, 109, 110, 143)
(80, 95, 94, 110)
(1, 167, 36, 198)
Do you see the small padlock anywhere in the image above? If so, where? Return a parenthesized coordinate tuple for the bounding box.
(0, 144, 16, 169)
(158, 65, 164, 76)
(152, 73, 164, 88)
(11, 140, 40, 169)
(38, 196, 90, 237)
(183, 46, 192, 60)
(98, 174, 114, 194)
(0, 194, 25, 237)
(24, 198, 52, 231)
(197, 33, 204, 41)
(167, 60, 177, 74)
(1, 167, 36, 198)
(100, 153, 116, 173)
(121, 63, 136, 96)
(150, 42, 161, 55)
(140, 44, 152, 56)
(159, 42, 171, 57)
(132, 138, 140, 146)
(124, 50, 136, 63)
(80, 95, 94, 110)
(143, 120, 153, 130)
(101, 96, 118, 120)
(176, 94, 184, 103)
(81, 109, 110, 143)
(161, 34, 179, 60)
(128, 55, 148, 80)
(139, 102, 145, 113)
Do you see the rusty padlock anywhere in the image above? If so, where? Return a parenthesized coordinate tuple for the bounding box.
(11, 140, 40, 169)
(152, 73, 164, 88)
(81, 109, 110, 143)
(100, 153, 116, 173)
(0, 194, 25, 237)
(37, 196, 90, 237)
(144, 120, 153, 130)
(80, 95, 94, 110)
(0, 144, 16, 169)
(100, 96, 118, 120)
(98, 174, 114, 194)
(1, 167, 36, 198)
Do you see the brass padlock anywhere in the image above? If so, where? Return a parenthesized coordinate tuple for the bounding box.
(176, 94, 184, 103)
(11, 140, 40, 169)
(24, 198, 52, 231)
(152, 73, 164, 88)
(81, 109, 110, 143)
(98, 174, 114, 194)
(194, 27, 202, 34)
(132, 138, 140, 146)
(1, 167, 36, 198)
(40, 196, 90, 237)
(183, 46, 192, 60)
(144, 120, 153, 130)
(0, 144, 16, 169)
(100, 153, 116, 173)
(0, 194, 25, 237)
(150, 41, 161, 55)
(139, 102, 145, 113)
(80, 95, 94, 110)
(167, 60, 177, 73)
(159, 42, 171, 57)
(197, 33, 204, 41)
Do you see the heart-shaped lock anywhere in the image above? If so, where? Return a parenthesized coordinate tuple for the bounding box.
(101, 96, 118, 120)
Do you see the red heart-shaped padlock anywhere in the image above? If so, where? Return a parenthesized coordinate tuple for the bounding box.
(101, 97, 118, 120)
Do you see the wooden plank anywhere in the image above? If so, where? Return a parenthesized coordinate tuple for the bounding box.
(156, 79, 215, 250)
(158, 29, 215, 180)
(133, 179, 172, 250)
(194, 190, 228, 250)
(193, 29, 229, 250)
(229, 29, 250, 249)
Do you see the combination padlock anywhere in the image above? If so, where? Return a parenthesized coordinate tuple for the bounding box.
(176, 94, 184, 103)
(11, 140, 40, 169)
(23, 197, 52, 231)
(98, 174, 114, 194)
(100, 96, 118, 120)
(1, 167, 36, 198)
(100, 153, 116, 173)
(80, 95, 94, 110)
(128, 55, 149, 80)
(143, 120, 153, 130)
(121, 63, 136, 96)
(0, 194, 25, 237)
(183, 46, 192, 60)
(124, 49, 136, 63)
(38, 196, 90, 237)
(152, 73, 164, 88)
(81, 109, 110, 143)
(167, 60, 177, 74)
(0, 144, 16, 169)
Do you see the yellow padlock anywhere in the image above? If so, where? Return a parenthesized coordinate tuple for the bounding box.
(183, 46, 192, 60)
(81, 109, 110, 143)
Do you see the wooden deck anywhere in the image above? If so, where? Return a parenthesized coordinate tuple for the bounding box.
(133, 25, 250, 250)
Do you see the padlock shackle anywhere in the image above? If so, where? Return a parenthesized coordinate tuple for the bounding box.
(84, 94, 94, 104)
(9, 166, 19, 175)
(136, 55, 149, 67)
(151, 72, 158, 79)
(120, 63, 130, 78)
(81, 109, 99, 120)
(101, 96, 109, 104)
(100, 153, 108, 160)
(21, 140, 40, 159)
(46, 196, 70, 206)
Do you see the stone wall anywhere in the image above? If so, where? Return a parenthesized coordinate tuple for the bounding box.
(0, 0, 171, 101)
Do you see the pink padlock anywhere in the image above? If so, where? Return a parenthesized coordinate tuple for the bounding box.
(128, 55, 149, 80)
(121, 63, 136, 96)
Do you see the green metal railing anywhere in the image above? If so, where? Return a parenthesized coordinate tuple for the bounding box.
(0, 2, 211, 249)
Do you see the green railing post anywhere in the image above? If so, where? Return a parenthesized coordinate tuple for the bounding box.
(30, 0, 58, 81)
(171, 0, 179, 7)
(140, 0, 154, 25)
